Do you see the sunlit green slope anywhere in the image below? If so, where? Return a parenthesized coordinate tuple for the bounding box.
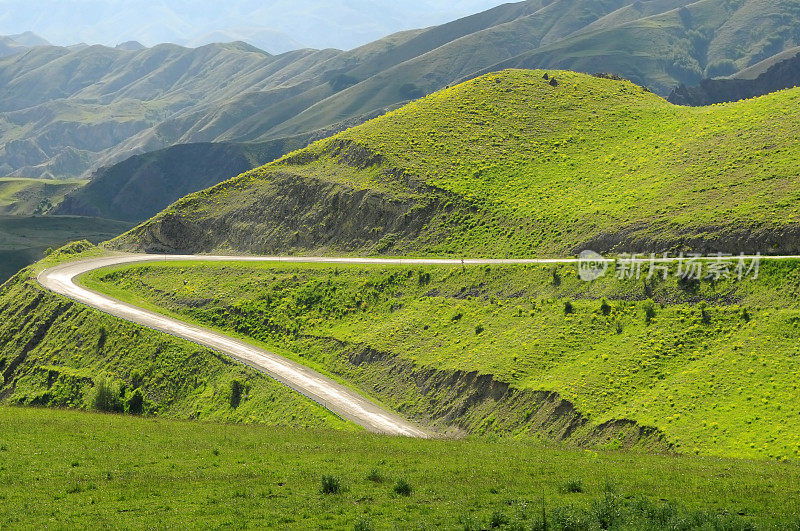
(117, 69, 800, 257)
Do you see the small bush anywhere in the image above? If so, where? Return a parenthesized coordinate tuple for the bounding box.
(489, 511, 509, 528)
(451, 312, 463, 322)
(418, 271, 431, 285)
(698, 302, 711, 324)
(475, 324, 485, 335)
(321, 474, 341, 494)
(126, 388, 144, 415)
(87, 377, 123, 413)
(129, 369, 143, 388)
(615, 320, 624, 334)
(642, 299, 656, 324)
(230, 379, 244, 408)
(562, 478, 584, 493)
(551, 268, 561, 286)
(366, 468, 384, 483)
(600, 298, 612, 316)
(564, 301, 574, 315)
(393, 478, 412, 496)
(741, 308, 751, 322)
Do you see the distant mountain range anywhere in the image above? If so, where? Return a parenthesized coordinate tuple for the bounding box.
(3, 0, 800, 185)
(0, 1, 505, 53)
(669, 46, 800, 105)
(0, 32, 49, 57)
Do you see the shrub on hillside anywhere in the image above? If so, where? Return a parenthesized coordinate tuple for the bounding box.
(366, 468, 385, 483)
(642, 300, 656, 324)
(230, 379, 244, 408)
(321, 474, 342, 494)
(86, 377, 124, 413)
(393, 478, 412, 497)
(561, 478, 584, 493)
(564, 301, 574, 315)
(126, 388, 144, 415)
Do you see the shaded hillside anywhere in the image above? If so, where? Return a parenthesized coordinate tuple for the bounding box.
(51, 110, 391, 222)
(114, 70, 800, 257)
(0, 216, 131, 283)
(669, 47, 800, 105)
(3, 0, 800, 179)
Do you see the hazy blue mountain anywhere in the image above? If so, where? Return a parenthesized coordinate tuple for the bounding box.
(0, 0, 506, 53)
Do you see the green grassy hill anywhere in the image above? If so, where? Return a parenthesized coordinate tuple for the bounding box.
(3, 406, 800, 528)
(0, 177, 85, 215)
(81, 257, 800, 461)
(115, 70, 800, 258)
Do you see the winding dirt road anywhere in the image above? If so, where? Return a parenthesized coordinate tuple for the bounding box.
(36, 252, 780, 437)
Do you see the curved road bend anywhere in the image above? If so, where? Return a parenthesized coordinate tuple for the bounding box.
(37, 253, 787, 436)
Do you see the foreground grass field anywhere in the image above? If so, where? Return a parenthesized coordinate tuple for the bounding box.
(83, 257, 800, 461)
(2, 407, 800, 529)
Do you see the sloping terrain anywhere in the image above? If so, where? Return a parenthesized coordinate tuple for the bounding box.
(84, 258, 800, 460)
(0, 177, 85, 216)
(669, 47, 800, 105)
(3, 0, 800, 179)
(468, 0, 800, 95)
(114, 70, 800, 258)
(0, 33, 45, 58)
(51, 110, 392, 222)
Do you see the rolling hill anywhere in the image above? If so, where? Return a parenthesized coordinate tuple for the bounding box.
(113, 70, 800, 258)
(0, 177, 85, 216)
(3, 0, 800, 181)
